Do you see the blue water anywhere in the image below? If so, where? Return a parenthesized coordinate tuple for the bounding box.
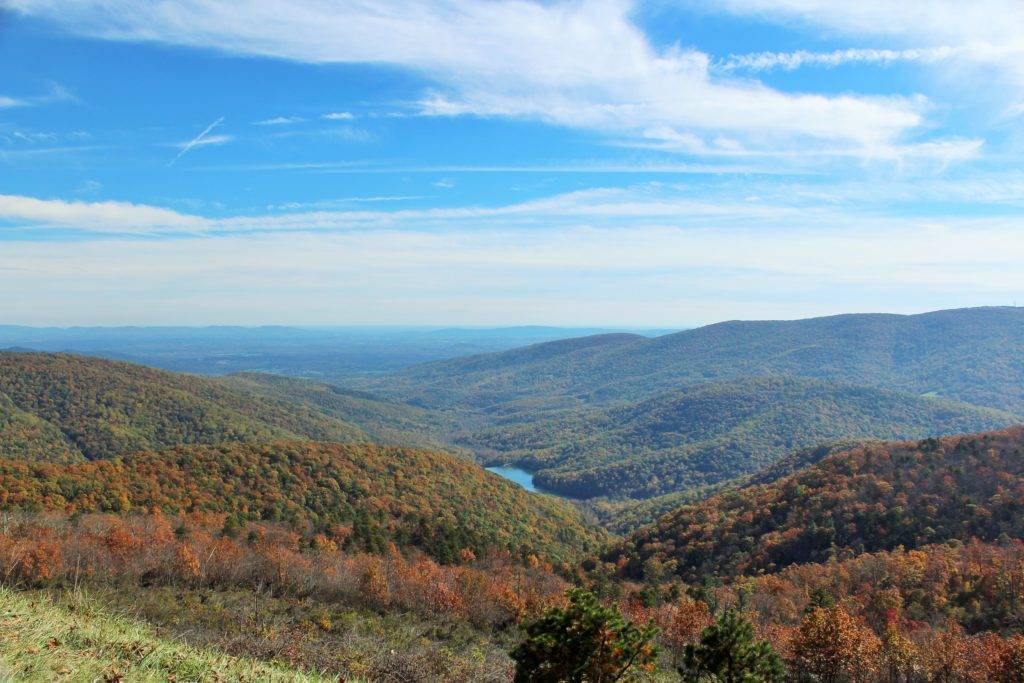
(486, 466, 538, 492)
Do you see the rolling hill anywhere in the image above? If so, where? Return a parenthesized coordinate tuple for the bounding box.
(0, 440, 602, 565)
(218, 371, 460, 453)
(602, 425, 1024, 582)
(0, 351, 449, 462)
(369, 306, 1024, 415)
(465, 376, 1019, 499)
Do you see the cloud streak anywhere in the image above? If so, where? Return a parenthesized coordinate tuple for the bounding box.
(713, 0, 1024, 84)
(167, 116, 225, 166)
(0, 194, 207, 232)
(719, 46, 960, 72)
(3, 175, 1023, 237)
(253, 116, 305, 125)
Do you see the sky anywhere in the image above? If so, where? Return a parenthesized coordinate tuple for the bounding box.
(2, 0, 1024, 326)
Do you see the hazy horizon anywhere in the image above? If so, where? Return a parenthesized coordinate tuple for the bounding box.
(2, 302, 1021, 331)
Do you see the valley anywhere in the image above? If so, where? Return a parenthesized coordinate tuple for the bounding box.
(2, 305, 1024, 680)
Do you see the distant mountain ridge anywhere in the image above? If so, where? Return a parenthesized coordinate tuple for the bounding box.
(0, 324, 671, 379)
(354, 307, 1024, 501)
(375, 306, 1024, 414)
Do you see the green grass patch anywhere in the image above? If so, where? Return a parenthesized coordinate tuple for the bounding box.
(0, 585, 330, 682)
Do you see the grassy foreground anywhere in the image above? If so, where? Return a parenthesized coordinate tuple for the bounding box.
(0, 585, 328, 682)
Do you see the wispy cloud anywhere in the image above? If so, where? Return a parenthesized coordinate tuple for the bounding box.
(8, 0, 937, 160)
(713, 0, 1024, 85)
(322, 112, 354, 120)
(167, 117, 226, 166)
(0, 145, 105, 160)
(73, 180, 103, 196)
(253, 115, 305, 125)
(4, 175, 1022, 237)
(269, 126, 373, 143)
(0, 82, 75, 109)
(718, 46, 960, 72)
(0, 194, 207, 232)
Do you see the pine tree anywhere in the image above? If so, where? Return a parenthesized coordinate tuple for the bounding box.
(678, 609, 786, 683)
(510, 588, 659, 682)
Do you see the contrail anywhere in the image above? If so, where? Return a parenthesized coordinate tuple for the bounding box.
(168, 116, 224, 166)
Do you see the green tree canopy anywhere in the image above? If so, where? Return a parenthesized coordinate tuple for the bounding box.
(510, 588, 658, 682)
(679, 609, 786, 683)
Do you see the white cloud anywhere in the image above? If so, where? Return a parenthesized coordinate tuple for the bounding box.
(8, 0, 933, 158)
(253, 115, 305, 125)
(719, 46, 960, 72)
(0, 194, 207, 232)
(270, 126, 373, 143)
(0, 175, 1017, 239)
(714, 0, 1024, 85)
(322, 112, 355, 120)
(177, 133, 232, 148)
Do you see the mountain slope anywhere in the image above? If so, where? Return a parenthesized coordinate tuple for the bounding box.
(0, 352, 451, 462)
(218, 371, 459, 453)
(466, 376, 1019, 498)
(602, 425, 1024, 581)
(0, 440, 603, 565)
(370, 306, 1024, 415)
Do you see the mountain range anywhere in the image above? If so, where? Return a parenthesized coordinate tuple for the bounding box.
(358, 306, 1024, 500)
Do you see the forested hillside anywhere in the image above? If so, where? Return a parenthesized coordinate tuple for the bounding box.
(219, 371, 459, 453)
(371, 306, 1024, 414)
(467, 376, 1017, 498)
(0, 440, 601, 565)
(0, 352, 367, 461)
(0, 352, 449, 462)
(603, 425, 1024, 581)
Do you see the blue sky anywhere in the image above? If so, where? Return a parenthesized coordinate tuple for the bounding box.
(2, 0, 1024, 326)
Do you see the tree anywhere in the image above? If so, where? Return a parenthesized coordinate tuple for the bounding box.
(662, 596, 714, 666)
(678, 609, 786, 682)
(788, 606, 880, 682)
(878, 622, 918, 682)
(510, 588, 659, 682)
(987, 634, 1024, 682)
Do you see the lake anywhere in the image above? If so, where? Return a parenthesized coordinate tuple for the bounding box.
(485, 466, 539, 492)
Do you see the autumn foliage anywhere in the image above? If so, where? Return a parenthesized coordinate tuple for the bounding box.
(607, 427, 1024, 581)
(0, 511, 568, 631)
(0, 440, 601, 566)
